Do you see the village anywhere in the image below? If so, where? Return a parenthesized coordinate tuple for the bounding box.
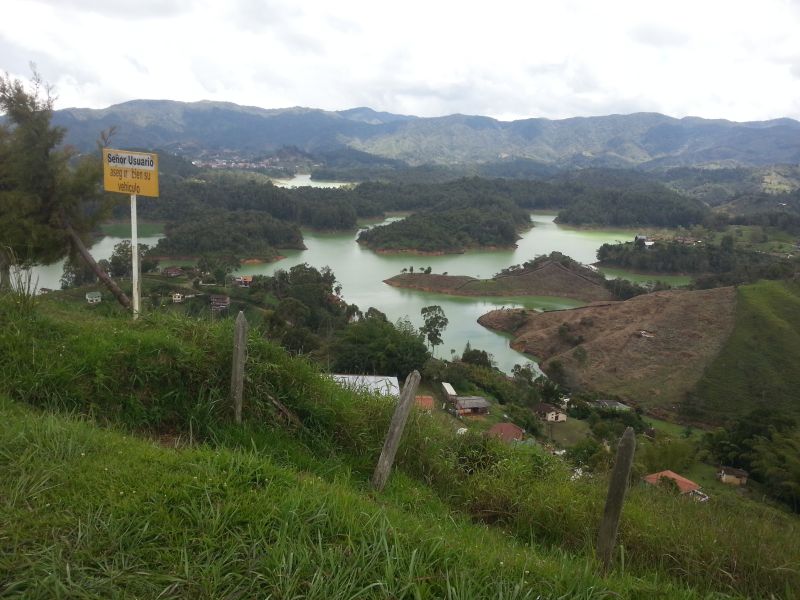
(329, 372, 750, 504)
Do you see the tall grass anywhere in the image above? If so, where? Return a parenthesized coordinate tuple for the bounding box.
(0, 247, 39, 318)
(0, 397, 700, 599)
(0, 297, 798, 597)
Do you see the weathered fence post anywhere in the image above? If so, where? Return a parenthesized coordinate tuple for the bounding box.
(371, 370, 421, 491)
(597, 426, 636, 573)
(230, 311, 248, 425)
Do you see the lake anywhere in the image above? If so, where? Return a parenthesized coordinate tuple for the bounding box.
(29, 213, 646, 374)
(28, 233, 165, 292)
(270, 173, 352, 188)
(237, 213, 638, 373)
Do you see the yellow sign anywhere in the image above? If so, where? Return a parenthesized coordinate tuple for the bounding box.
(103, 148, 159, 197)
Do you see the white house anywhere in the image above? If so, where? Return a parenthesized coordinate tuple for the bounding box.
(331, 374, 400, 397)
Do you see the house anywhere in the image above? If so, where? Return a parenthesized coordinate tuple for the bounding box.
(594, 399, 632, 412)
(210, 295, 230, 312)
(85, 291, 101, 304)
(415, 395, 435, 412)
(331, 374, 400, 397)
(162, 266, 185, 278)
(172, 292, 184, 303)
(234, 275, 253, 288)
(643, 470, 708, 501)
(454, 396, 491, 416)
(535, 403, 567, 422)
(487, 422, 525, 443)
(717, 466, 748, 486)
(441, 382, 457, 403)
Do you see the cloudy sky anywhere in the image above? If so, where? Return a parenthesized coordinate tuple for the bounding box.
(2, 0, 800, 121)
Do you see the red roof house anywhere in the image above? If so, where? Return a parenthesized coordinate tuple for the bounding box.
(643, 470, 700, 494)
(488, 422, 525, 443)
(415, 395, 435, 412)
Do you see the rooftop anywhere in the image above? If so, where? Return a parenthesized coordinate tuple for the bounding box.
(488, 422, 525, 442)
(455, 396, 490, 409)
(331, 374, 400, 397)
(643, 470, 700, 494)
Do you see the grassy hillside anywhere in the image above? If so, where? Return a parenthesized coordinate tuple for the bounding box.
(3, 397, 678, 599)
(1, 292, 799, 597)
(690, 280, 800, 420)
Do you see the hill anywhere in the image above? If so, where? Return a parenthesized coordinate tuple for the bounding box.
(1, 291, 799, 597)
(385, 260, 615, 302)
(478, 287, 738, 416)
(52, 100, 800, 168)
(690, 280, 800, 421)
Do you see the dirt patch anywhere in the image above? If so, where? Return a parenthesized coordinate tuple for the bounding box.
(385, 261, 614, 303)
(478, 287, 737, 414)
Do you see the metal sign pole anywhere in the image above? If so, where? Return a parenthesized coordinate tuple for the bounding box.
(131, 193, 140, 320)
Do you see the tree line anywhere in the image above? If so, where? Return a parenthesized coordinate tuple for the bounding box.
(597, 238, 798, 287)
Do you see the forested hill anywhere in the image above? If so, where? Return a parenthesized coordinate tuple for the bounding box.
(53, 99, 800, 168)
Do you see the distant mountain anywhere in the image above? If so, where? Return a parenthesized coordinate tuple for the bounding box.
(52, 100, 800, 168)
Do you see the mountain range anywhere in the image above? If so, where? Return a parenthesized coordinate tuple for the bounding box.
(52, 99, 800, 169)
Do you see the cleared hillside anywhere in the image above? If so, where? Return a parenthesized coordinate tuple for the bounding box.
(479, 287, 737, 415)
(385, 261, 615, 302)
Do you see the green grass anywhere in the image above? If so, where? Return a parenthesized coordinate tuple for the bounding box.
(100, 221, 165, 237)
(597, 267, 692, 287)
(691, 280, 800, 420)
(547, 418, 592, 447)
(3, 397, 691, 599)
(645, 417, 703, 441)
(1, 293, 799, 598)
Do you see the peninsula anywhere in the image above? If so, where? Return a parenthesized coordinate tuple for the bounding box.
(384, 254, 615, 303)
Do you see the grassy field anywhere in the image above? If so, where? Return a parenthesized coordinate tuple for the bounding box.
(691, 280, 800, 420)
(596, 267, 692, 287)
(547, 418, 592, 447)
(644, 416, 703, 441)
(2, 397, 685, 599)
(1, 292, 799, 598)
(100, 221, 166, 237)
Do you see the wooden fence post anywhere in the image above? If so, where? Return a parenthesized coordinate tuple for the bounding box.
(230, 311, 248, 425)
(371, 370, 421, 491)
(597, 426, 636, 573)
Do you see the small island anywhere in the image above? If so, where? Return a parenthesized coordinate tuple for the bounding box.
(357, 197, 530, 253)
(384, 253, 616, 303)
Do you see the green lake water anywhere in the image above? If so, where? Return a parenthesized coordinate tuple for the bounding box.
(237, 213, 637, 373)
(30, 213, 663, 373)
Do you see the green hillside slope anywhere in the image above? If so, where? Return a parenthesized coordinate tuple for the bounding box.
(2, 397, 671, 599)
(690, 280, 800, 420)
(1, 293, 799, 597)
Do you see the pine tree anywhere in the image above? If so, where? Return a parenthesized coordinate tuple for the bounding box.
(0, 72, 130, 307)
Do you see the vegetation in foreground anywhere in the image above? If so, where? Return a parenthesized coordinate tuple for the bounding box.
(1, 292, 798, 598)
(0, 396, 704, 600)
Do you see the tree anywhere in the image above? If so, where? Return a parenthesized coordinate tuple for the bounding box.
(461, 343, 493, 369)
(108, 241, 157, 278)
(331, 317, 429, 380)
(0, 72, 130, 306)
(60, 255, 98, 289)
(420, 305, 448, 353)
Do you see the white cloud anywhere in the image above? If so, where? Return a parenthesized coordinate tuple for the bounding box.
(1, 0, 799, 121)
